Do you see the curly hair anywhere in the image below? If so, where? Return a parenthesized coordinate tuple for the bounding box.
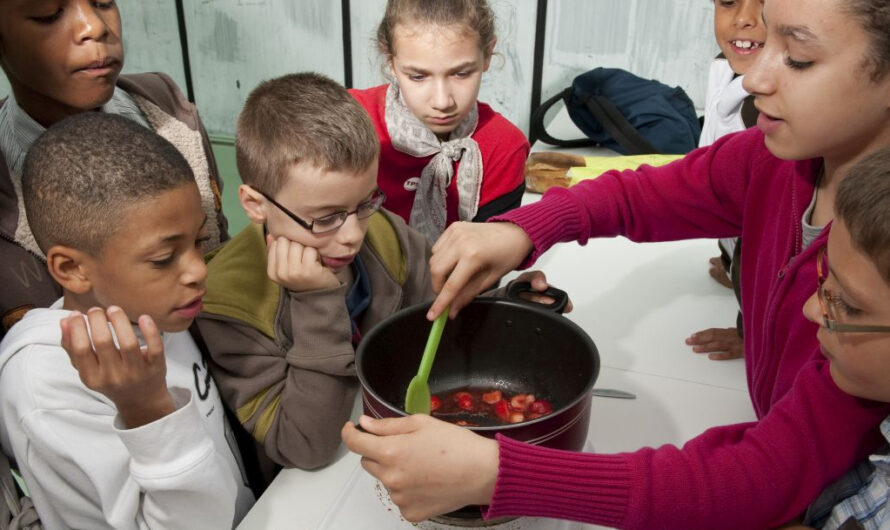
(23, 113, 194, 255)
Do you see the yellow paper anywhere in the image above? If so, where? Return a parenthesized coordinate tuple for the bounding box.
(567, 154, 685, 185)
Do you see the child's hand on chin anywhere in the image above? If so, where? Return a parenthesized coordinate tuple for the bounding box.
(59, 306, 176, 429)
(265, 234, 339, 292)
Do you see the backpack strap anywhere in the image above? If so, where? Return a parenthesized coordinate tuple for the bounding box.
(365, 212, 406, 286)
(582, 94, 659, 155)
(530, 88, 596, 148)
(530, 87, 661, 154)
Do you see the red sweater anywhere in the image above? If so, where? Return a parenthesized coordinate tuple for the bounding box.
(349, 84, 528, 225)
(485, 128, 890, 529)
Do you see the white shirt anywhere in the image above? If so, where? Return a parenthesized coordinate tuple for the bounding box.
(0, 300, 255, 529)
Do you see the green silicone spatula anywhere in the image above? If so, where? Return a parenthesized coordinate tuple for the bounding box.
(404, 309, 449, 415)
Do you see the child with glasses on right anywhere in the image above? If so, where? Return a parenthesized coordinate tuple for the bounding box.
(787, 146, 890, 530)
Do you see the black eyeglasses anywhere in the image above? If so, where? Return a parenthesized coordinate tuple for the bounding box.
(817, 247, 890, 334)
(257, 188, 386, 234)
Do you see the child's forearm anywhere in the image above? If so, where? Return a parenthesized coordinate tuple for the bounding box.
(115, 388, 177, 429)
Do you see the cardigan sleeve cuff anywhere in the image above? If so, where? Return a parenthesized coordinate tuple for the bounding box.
(483, 434, 631, 527)
(114, 387, 216, 480)
(490, 188, 589, 268)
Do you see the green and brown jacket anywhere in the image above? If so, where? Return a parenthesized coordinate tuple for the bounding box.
(196, 210, 434, 473)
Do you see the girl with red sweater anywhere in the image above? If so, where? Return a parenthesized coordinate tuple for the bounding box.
(343, 0, 890, 528)
(349, 0, 528, 243)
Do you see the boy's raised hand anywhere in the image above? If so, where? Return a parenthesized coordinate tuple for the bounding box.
(266, 234, 339, 292)
(60, 306, 175, 429)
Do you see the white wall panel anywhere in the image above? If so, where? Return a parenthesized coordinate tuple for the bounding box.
(119, 0, 188, 92)
(183, 0, 345, 135)
(542, 0, 717, 115)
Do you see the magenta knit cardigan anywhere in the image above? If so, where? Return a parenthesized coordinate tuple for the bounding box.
(483, 128, 890, 529)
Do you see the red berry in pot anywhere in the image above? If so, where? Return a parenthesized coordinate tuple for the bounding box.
(453, 391, 472, 402)
(528, 399, 552, 415)
(510, 393, 535, 412)
(494, 399, 511, 421)
(508, 412, 525, 424)
(430, 395, 441, 412)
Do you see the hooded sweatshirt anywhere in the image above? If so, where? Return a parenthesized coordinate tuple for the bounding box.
(0, 301, 254, 529)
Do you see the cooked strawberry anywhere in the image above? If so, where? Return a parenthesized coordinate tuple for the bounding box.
(528, 399, 552, 415)
(457, 396, 474, 411)
(510, 393, 535, 412)
(453, 391, 473, 402)
(481, 390, 502, 404)
(527, 412, 543, 420)
(508, 412, 525, 424)
(494, 399, 511, 420)
(430, 395, 441, 412)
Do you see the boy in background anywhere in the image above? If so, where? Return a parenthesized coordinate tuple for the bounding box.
(0, 0, 228, 338)
(687, 0, 765, 360)
(0, 114, 254, 529)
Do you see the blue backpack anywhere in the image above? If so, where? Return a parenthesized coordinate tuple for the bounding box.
(531, 67, 701, 155)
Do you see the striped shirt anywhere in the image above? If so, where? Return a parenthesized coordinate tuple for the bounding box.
(805, 418, 890, 530)
(0, 87, 149, 176)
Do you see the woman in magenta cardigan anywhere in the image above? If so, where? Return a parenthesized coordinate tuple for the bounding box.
(343, 0, 890, 528)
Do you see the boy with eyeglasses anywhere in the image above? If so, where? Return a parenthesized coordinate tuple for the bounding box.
(195, 73, 438, 474)
(784, 146, 890, 530)
(200, 73, 554, 478)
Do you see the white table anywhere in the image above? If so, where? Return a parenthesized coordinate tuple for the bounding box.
(237, 110, 756, 530)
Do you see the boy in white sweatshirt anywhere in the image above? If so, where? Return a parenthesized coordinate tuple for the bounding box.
(686, 0, 765, 361)
(0, 113, 255, 529)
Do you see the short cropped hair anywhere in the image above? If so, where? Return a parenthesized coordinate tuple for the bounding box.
(836, 146, 890, 284)
(235, 72, 379, 195)
(23, 113, 195, 255)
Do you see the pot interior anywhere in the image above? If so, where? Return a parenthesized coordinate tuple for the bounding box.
(357, 298, 599, 422)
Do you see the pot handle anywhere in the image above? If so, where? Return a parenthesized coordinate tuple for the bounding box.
(505, 281, 569, 314)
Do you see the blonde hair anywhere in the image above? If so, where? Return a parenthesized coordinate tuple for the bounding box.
(235, 72, 379, 195)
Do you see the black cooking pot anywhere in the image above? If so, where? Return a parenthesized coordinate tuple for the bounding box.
(356, 282, 600, 451)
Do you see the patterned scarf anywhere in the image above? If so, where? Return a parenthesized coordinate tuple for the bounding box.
(384, 83, 483, 242)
